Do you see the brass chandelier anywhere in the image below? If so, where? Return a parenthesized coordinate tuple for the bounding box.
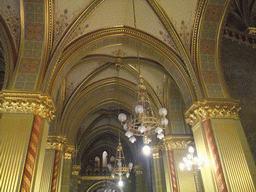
(117, 0, 168, 147)
(107, 138, 133, 187)
(118, 80, 168, 145)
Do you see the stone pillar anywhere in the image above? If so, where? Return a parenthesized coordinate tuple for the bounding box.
(186, 99, 256, 192)
(0, 91, 55, 192)
(134, 165, 144, 192)
(61, 145, 74, 192)
(162, 135, 196, 192)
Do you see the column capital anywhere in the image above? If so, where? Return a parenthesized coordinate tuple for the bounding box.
(185, 98, 241, 126)
(0, 90, 56, 121)
(47, 135, 67, 150)
(133, 165, 143, 175)
(65, 145, 75, 159)
(161, 135, 194, 151)
(72, 164, 81, 176)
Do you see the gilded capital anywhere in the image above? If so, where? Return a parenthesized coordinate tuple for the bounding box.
(161, 135, 194, 150)
(0, 91, 56, 121)
(47, 135, 67, 151)
(185, 99, 241, 126)
(65, 145, 75, 159)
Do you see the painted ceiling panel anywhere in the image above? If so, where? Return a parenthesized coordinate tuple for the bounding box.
(54, 0, 92, 47)
(63, 0, 179, 54)
(0, 0, 20, 50)
(157, 0, 199, 53)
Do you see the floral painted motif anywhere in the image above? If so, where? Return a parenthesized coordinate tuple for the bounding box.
(112, 49, 127, 57)
(1, 4, 21, 49)
(159, 31, 178, 52)
(55, 8, 89, 47)
(178, 20, 190, 53)
(54, 9, 70, 46)
(25, 23, 44, 41)
(205, 4, 222, 23)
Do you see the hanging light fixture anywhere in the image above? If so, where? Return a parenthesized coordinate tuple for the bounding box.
(107, 138, 133, 186)
(117, 0, 168, 148)
(118, 81, 168, 145)
(107, 62, 133, 187)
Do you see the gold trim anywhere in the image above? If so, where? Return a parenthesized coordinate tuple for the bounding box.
(46, 27, 193, 98)
(0, 90, 56, 121)
(147, 0, 201, 100)
(185, 99, 241, 126)
(161, 135, 194, 150)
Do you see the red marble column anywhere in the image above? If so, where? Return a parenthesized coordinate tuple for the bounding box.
(20, 115, 43, 192)
(202, 120, 227, 192)
(168, 150, 178, 192)
(51, 150, 61, 192)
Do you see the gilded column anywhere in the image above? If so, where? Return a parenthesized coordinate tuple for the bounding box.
(186, 99, 256, 192)
(162, 135, 197, 192)
(0, 91, 55, 192)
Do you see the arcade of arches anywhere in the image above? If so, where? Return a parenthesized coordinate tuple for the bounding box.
(0, 0, 256, 191)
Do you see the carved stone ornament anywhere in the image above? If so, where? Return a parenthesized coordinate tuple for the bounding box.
(0, 91, 56, 121)
(185, 99, 241, 126)
(161, 135, 194, 151)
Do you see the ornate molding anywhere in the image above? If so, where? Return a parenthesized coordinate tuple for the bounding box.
(0, 91, 56, 121)
(185, 99, 241, 126)
(161, 135, 194, 150)
(47, 135, 67, 151)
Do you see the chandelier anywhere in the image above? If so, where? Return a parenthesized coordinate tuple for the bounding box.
(107, 139, 133, 187)
(118, 78, 168, 146)
(117, 0, 168, 150)
(179, 146, 209, 171)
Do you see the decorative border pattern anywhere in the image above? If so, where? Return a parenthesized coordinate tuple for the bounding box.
(14, 0, 45, 90)
(185, 98, 240, 126)
(0, 91, 56, 121)
(20, 115, 43, 192)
